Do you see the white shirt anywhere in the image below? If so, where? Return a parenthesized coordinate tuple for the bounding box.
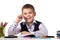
(4, 20, 48, 37)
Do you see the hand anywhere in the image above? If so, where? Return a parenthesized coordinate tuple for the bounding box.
(21, 31, 30, 35)
(15, 14, 23, 23)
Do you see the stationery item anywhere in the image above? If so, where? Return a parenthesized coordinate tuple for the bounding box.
(46, 36, 54, 38)
(4, 35, 17, 38)
(24, 34, 35, 37)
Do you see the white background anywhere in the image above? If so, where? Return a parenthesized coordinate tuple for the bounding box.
(0, 0, 60, 36)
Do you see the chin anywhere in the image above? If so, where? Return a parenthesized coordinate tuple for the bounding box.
(26, 20, 33, 23)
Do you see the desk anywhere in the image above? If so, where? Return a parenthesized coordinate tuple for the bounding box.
(0, 37, 59, 40)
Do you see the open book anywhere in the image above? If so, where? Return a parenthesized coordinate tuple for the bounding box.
(16, 33, 35, 37)
(4, 33, 35, 38)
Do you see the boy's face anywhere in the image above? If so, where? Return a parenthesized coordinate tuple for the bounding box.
(22, 8, 36, 23)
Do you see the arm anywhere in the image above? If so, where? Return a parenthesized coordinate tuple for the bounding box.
(4, 14, 23, 36)
(31, 23, 48, 37)
(8, 22, 21, 35)
(4, 22, 21, 36)
(20, 23, 48, 37)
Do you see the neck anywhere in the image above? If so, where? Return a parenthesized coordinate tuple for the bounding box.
(26, 22, 32, 26)
(26, 19, 34, 26)
(26, 20, 34, 26)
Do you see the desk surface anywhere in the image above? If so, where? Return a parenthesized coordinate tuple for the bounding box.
(0, 37, 60, 40)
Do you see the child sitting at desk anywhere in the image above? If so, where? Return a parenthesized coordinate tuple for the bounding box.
(5, 4, 48, 37)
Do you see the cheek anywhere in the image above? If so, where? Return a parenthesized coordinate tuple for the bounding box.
(31, 14, 35, 18)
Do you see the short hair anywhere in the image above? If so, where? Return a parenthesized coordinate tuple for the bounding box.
(22, 4, 35, 12)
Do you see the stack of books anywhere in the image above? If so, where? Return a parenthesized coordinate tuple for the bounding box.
(57, 30, 60, 38)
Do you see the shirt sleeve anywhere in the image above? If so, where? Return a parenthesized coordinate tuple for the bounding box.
(4, 22, 21, 36)
(30, 23, 48, 37)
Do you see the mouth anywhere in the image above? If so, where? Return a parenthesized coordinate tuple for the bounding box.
(26, 17, 31, 20)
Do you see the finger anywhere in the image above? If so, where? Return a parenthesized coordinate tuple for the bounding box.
(17, 14, 23, 19)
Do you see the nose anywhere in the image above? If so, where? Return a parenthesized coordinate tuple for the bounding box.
(26, 13, 30, 18)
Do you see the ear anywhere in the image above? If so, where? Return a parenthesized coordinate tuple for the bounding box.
(34, 12, 36, 17)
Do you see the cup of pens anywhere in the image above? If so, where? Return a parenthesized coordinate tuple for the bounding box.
(0, 22, 8, 37)
(0, 26, 4, 37)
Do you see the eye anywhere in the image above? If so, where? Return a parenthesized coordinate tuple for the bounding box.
(24, 13, 27, 15)
(29, 12, 32, 14)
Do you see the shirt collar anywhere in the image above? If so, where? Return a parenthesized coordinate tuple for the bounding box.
(33, 20, 36, 24)
(22, 20, 37, 29)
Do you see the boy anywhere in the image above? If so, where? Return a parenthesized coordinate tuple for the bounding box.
(5, 4, 48, 37)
